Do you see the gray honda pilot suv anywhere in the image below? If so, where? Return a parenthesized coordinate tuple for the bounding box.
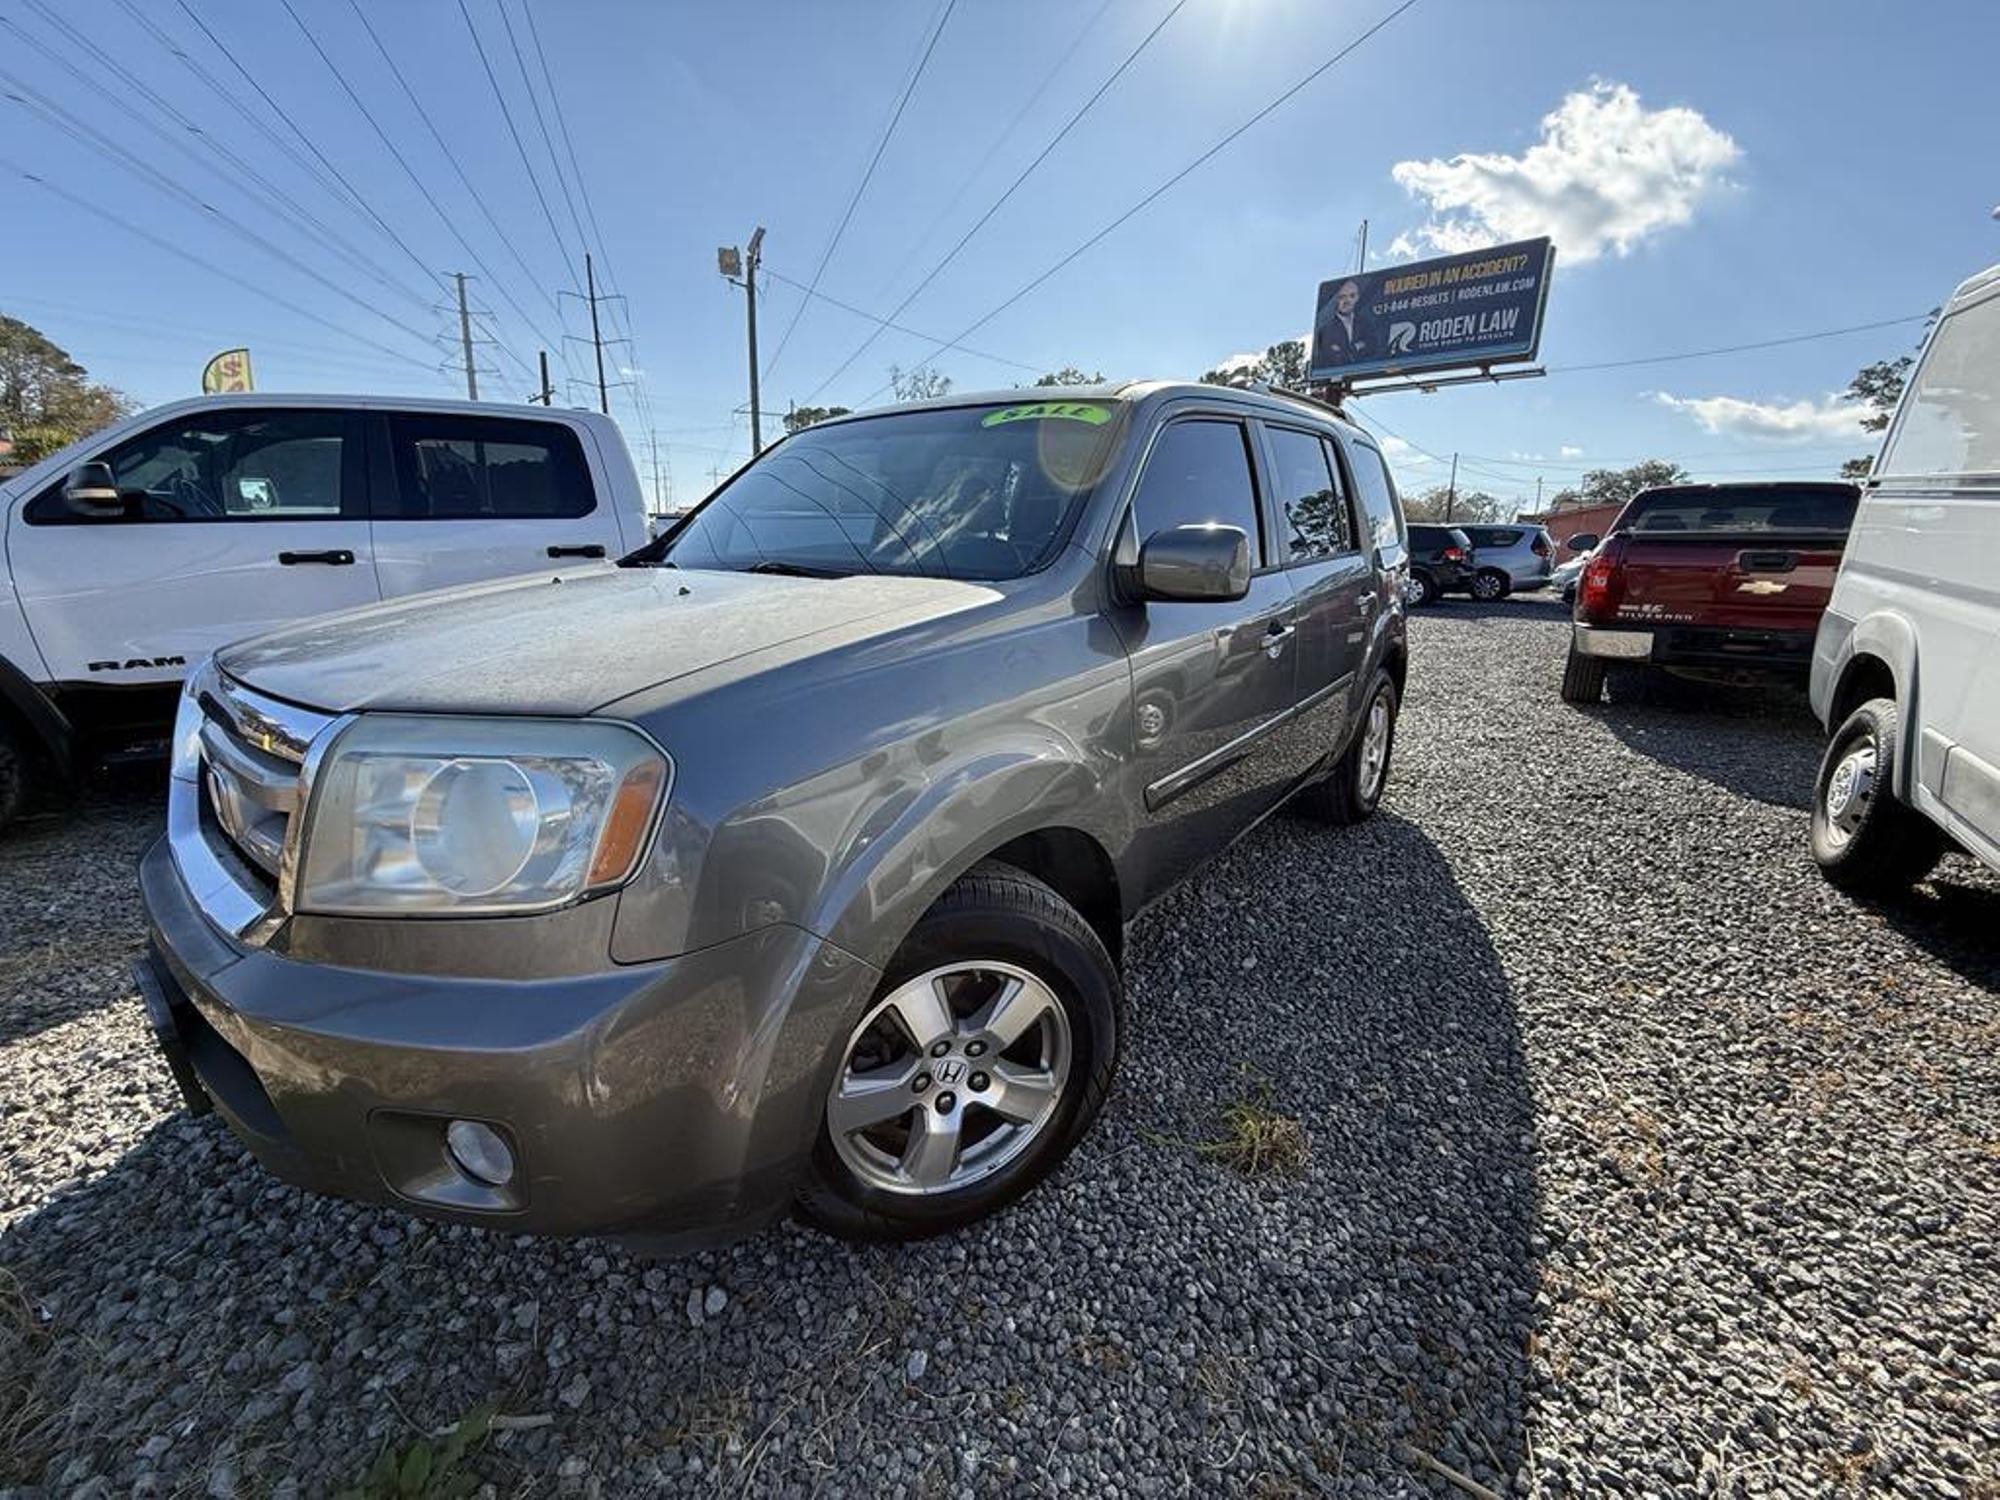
(137, 382, 1410, 1244)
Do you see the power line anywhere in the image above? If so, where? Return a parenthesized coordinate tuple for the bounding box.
(760, 268, 1045, 377)
(9, 1, 432, 314)
(873, 0, 1119, 307)
(801, 0, 1190, 404)
(1541, 314, 1930, 375)
(459, 0, 576, 284)
(173, 0, 448, 303)
(0, 71, 443, 357)
(274, 0, 539, 377)
(842, 0, 1420, 408)
(761, 0, 960, 383)
(343, 0, 565, 332)
(0, 156, 448, 379)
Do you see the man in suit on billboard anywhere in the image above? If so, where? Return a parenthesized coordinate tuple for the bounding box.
(1315, 278, 1379, 369)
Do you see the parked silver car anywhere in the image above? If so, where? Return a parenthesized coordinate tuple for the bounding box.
(136, 383, 1412, 1246)
(1459, 523, 1555, 599)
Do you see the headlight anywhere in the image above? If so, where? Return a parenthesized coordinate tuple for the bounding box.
(295, 716, 668, 916)
(170, 657, 215, 782)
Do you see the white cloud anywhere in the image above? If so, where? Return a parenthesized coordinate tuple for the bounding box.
(1559, 444, 1584, 458)
(1387, 82, 1739, 263)
(1377, 434, 1436, 468)
(1652, 391, 1866, 443)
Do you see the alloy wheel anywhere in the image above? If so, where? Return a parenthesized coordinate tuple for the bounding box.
(828, 962, 1072, 1196)
(1357, 692, 1392, 801)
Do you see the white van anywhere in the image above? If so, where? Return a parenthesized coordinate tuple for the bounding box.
(1808, 263, 2000, 892)
(0, 393, 650, 830)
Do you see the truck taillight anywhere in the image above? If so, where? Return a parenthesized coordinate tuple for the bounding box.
(1577, 541, 1625, 623)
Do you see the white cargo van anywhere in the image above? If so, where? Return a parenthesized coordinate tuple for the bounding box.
(0, 393, 649, 829)
(1808, 263, 2000, 891)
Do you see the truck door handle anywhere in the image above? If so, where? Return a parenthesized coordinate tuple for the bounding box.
(547, 543, 606, 559)
(1263, 622, 1296, 659)
(1358, 594, 1376, 613)
(278, 549, 354, 566)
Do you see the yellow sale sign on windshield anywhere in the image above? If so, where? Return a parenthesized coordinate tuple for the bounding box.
(981, 401, 1111, 428)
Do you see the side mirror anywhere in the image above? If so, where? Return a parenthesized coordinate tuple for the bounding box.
(1563, 532, 1599, 554)
(63, 461, 124, 517)
(1136, 523, 1250, 603)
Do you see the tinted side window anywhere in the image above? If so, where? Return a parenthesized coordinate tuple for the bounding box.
(1347, 441, 1405, 555)
(1470, 527, 1522, 547)
(1130, 419, 1262, 566)
(25, 409, 350, 524)
(383, 415, 593, 519)
(1264, 426, 1353, 561)
(1879, 292, 2000, 477)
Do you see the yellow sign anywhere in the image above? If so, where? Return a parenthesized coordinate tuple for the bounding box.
(201, 348, 254, 394)
(980, 401, 1111, 428)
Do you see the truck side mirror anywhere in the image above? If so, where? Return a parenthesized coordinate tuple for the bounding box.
(1563, 532, 1599, 553)
(1136, 523, 1251, 603)
(63, 461, 124, 517)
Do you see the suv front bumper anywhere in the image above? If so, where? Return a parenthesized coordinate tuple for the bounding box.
(136, 836, 879, 1243)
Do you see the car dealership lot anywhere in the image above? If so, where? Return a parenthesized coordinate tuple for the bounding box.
(3, 599, 1994, 1497)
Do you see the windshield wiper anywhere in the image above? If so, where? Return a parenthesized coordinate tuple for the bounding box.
(742, 560, 850, 579)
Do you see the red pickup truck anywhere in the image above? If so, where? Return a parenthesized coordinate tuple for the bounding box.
(1558, 481, 1861, 704)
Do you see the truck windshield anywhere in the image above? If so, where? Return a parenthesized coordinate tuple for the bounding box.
(658, 401, 1123, 581)
(1617, 487, 1858, 535)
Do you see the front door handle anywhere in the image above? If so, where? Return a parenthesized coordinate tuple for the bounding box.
(1357, 593, 1376, 613)
(1263, 621, 1296, 659)
(278, 549, 355, 566)
(547, 543, 607, 559)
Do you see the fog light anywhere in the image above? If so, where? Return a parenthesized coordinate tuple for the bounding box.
(444, 1119, 516, 1187)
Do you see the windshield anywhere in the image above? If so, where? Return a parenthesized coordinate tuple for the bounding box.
(660, 400, 1123, 580)
(1617, 487, 1858, 535)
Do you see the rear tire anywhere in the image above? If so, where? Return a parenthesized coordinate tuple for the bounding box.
(1408, 571, 1439, 607)
(1810, 697, 1944, 895)
(1559, 647, 1605, 704)
(1295, 672, 1398, 825)
(0, 720, 26, 836)
(795, 862, 1120, 1241)
(1471, 569, 1510, 602)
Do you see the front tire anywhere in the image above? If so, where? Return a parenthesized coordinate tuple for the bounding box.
(1296, 672, 1398, 825)
(796, 863, 1119, 1241)
(1471, 569, 1510, 602)
(1810, 697, 1944, 895)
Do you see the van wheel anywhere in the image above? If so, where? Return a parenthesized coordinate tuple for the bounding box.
(0, 720, 26, 836)
(1297, 672, 1398, 825)
(796, 863, 1119, 1241)
(1471, 569, 1510, 602)
(1559, 647, 1605, 704)
(1810, 697, 1944, 895)
(1408, 571, 1438, 607)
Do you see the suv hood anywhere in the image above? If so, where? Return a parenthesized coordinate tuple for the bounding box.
(218, 565, 998, 715)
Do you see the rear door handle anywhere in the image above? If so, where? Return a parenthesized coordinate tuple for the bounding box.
(278, 549, 354, 566)
(1263, 621, 1296, 659)
(1358, 593, 1376, 613)
(547, 543, 607, 559)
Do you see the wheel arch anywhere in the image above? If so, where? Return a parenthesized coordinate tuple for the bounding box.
(0, 651, 76, 784)
(1830, 612, 1922, 798)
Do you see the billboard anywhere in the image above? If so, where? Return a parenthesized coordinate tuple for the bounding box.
(1309, 237, 1554, 382)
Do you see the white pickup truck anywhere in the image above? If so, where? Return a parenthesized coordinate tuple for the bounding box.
(0, 393, 651, 830)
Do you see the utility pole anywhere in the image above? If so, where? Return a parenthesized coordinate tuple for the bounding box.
(1535, 474, 1543, 510)
(718, 227, 766, 456)
(1356, 218, 1369, 273)
(454, 272, 478, 400)
(1445, 451, 1459, 522)
(649, 430, 664, 517)
(535, 349, 554, 405)
(585, 252, 608, 415)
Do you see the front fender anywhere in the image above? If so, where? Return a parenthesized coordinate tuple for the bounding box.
(807, 740, 1124, 972)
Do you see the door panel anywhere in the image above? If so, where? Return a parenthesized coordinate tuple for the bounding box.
(1113, 415, 1304, 905)
(10, 408, 378, 692)
(368, 412, 621, 598)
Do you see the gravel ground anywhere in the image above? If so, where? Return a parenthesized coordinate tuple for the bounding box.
(3, 599, 1995, 1498)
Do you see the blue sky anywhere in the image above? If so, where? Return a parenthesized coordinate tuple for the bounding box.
(4, 0, 1994, 510)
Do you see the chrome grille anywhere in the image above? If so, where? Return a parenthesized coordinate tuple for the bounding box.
(193, 674, 334, 888)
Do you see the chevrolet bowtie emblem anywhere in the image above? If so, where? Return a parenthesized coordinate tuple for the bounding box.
(1737, 579, 1789, 595)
